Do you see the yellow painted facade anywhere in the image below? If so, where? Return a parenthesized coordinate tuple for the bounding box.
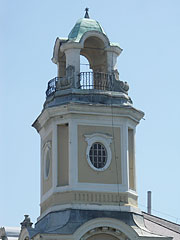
(57, 124, 69, 186)
(78, 125, 122, 184)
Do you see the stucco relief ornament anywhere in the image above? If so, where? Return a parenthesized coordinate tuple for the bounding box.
(0, 227, 6, 240)
(43, 141, 52, 179)
(20, 215, 33, 229)
(85, 133, 112, 171)
(56, 65, 75, 90)
(113, 70, 129, 93)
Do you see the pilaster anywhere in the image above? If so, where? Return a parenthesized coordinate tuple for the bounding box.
(121, 124, 129, 191)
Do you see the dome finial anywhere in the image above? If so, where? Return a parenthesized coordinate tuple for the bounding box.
(84, 7, 90, 18)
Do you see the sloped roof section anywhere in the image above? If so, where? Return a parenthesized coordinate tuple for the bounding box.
(68, 18, 106, 42)
(143, 212, 180, 240)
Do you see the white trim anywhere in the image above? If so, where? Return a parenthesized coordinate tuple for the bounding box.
(85, 133, 112, 171)
(72, 183, 128, 193)
(68, 111, 141, 124)
(60, 42, 82, 52)
(52, 124, 58, 190)
(36, 104, 144, 129)
(54, 183, 134, 193)
(39, 116, 54, 140)
(121, 124, 129, 190)
(41, 187, 54, 203)
(80, 31, 110, 48)
(71, 116, 128, 127)
(40, 139, 43, 202)
(41, 183, 137, 203)
(73, 218, 138, 240)
(127, 118, 137, 129)
(37, 203, 142, 221)
(127, 126, 136, 191)
(133, 128, 137, 191)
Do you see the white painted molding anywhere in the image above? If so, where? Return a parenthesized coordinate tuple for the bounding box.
(121, 124, 129, 190)
(73, 217, 138, 240)
(41, 187, 54, 203)
(40, 183, 137, 204)
(52, 124, 58, 190)
(85, 133, 113, 171)
(60, 42, 83, 52)
(35, 103, 144, 131)
(80, 31, 109, 48)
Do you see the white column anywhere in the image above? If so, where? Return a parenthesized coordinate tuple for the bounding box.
(64, 48, 81, 87)
(121, 124, 129, 191)
(106, 51, 118, 73)
(52, 123, 58, 190)
(40, 138, 43, 203)
(133, 128, 137, 191)
(57, 62, 60, 78)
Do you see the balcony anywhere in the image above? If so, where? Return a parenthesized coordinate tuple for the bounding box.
(46, 71, 129, 98)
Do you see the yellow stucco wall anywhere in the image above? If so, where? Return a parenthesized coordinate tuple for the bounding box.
(57, 124, 69, 186)
(78, 125, 122, 184)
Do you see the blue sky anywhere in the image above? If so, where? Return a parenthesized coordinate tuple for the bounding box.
(1, 0, 180, 226)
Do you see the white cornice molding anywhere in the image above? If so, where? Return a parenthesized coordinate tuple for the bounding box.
(33, 103, 144, 132)
(60, 42, 83, 52)
(105, 45, 122, 56)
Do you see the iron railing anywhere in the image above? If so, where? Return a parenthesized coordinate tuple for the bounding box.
(46, 77, 58, 97)
(79, 72, 113, 90)
(46, 72, 114, 97)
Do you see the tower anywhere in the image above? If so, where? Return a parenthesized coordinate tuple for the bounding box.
(19, 10, 171, 240)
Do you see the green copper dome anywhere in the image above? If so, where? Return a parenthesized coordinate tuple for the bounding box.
(68, 18, 107, 42)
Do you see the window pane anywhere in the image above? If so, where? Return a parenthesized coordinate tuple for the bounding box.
(89, 142, 107, 169)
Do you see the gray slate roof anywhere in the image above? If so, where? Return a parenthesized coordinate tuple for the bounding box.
(143, 212, 180, 240)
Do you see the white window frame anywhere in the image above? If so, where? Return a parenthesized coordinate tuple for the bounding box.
(85, 133, 112, 171)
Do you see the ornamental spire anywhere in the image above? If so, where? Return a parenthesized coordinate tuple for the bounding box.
(84, 7, 90, 18)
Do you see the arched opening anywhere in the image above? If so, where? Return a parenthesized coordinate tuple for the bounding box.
(81, 36, 107, 73)
(80, 55, 92, 73)
(73, 218, 136, 240)
(80, 55, 93, 89)
(79, 36, 110, 90)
